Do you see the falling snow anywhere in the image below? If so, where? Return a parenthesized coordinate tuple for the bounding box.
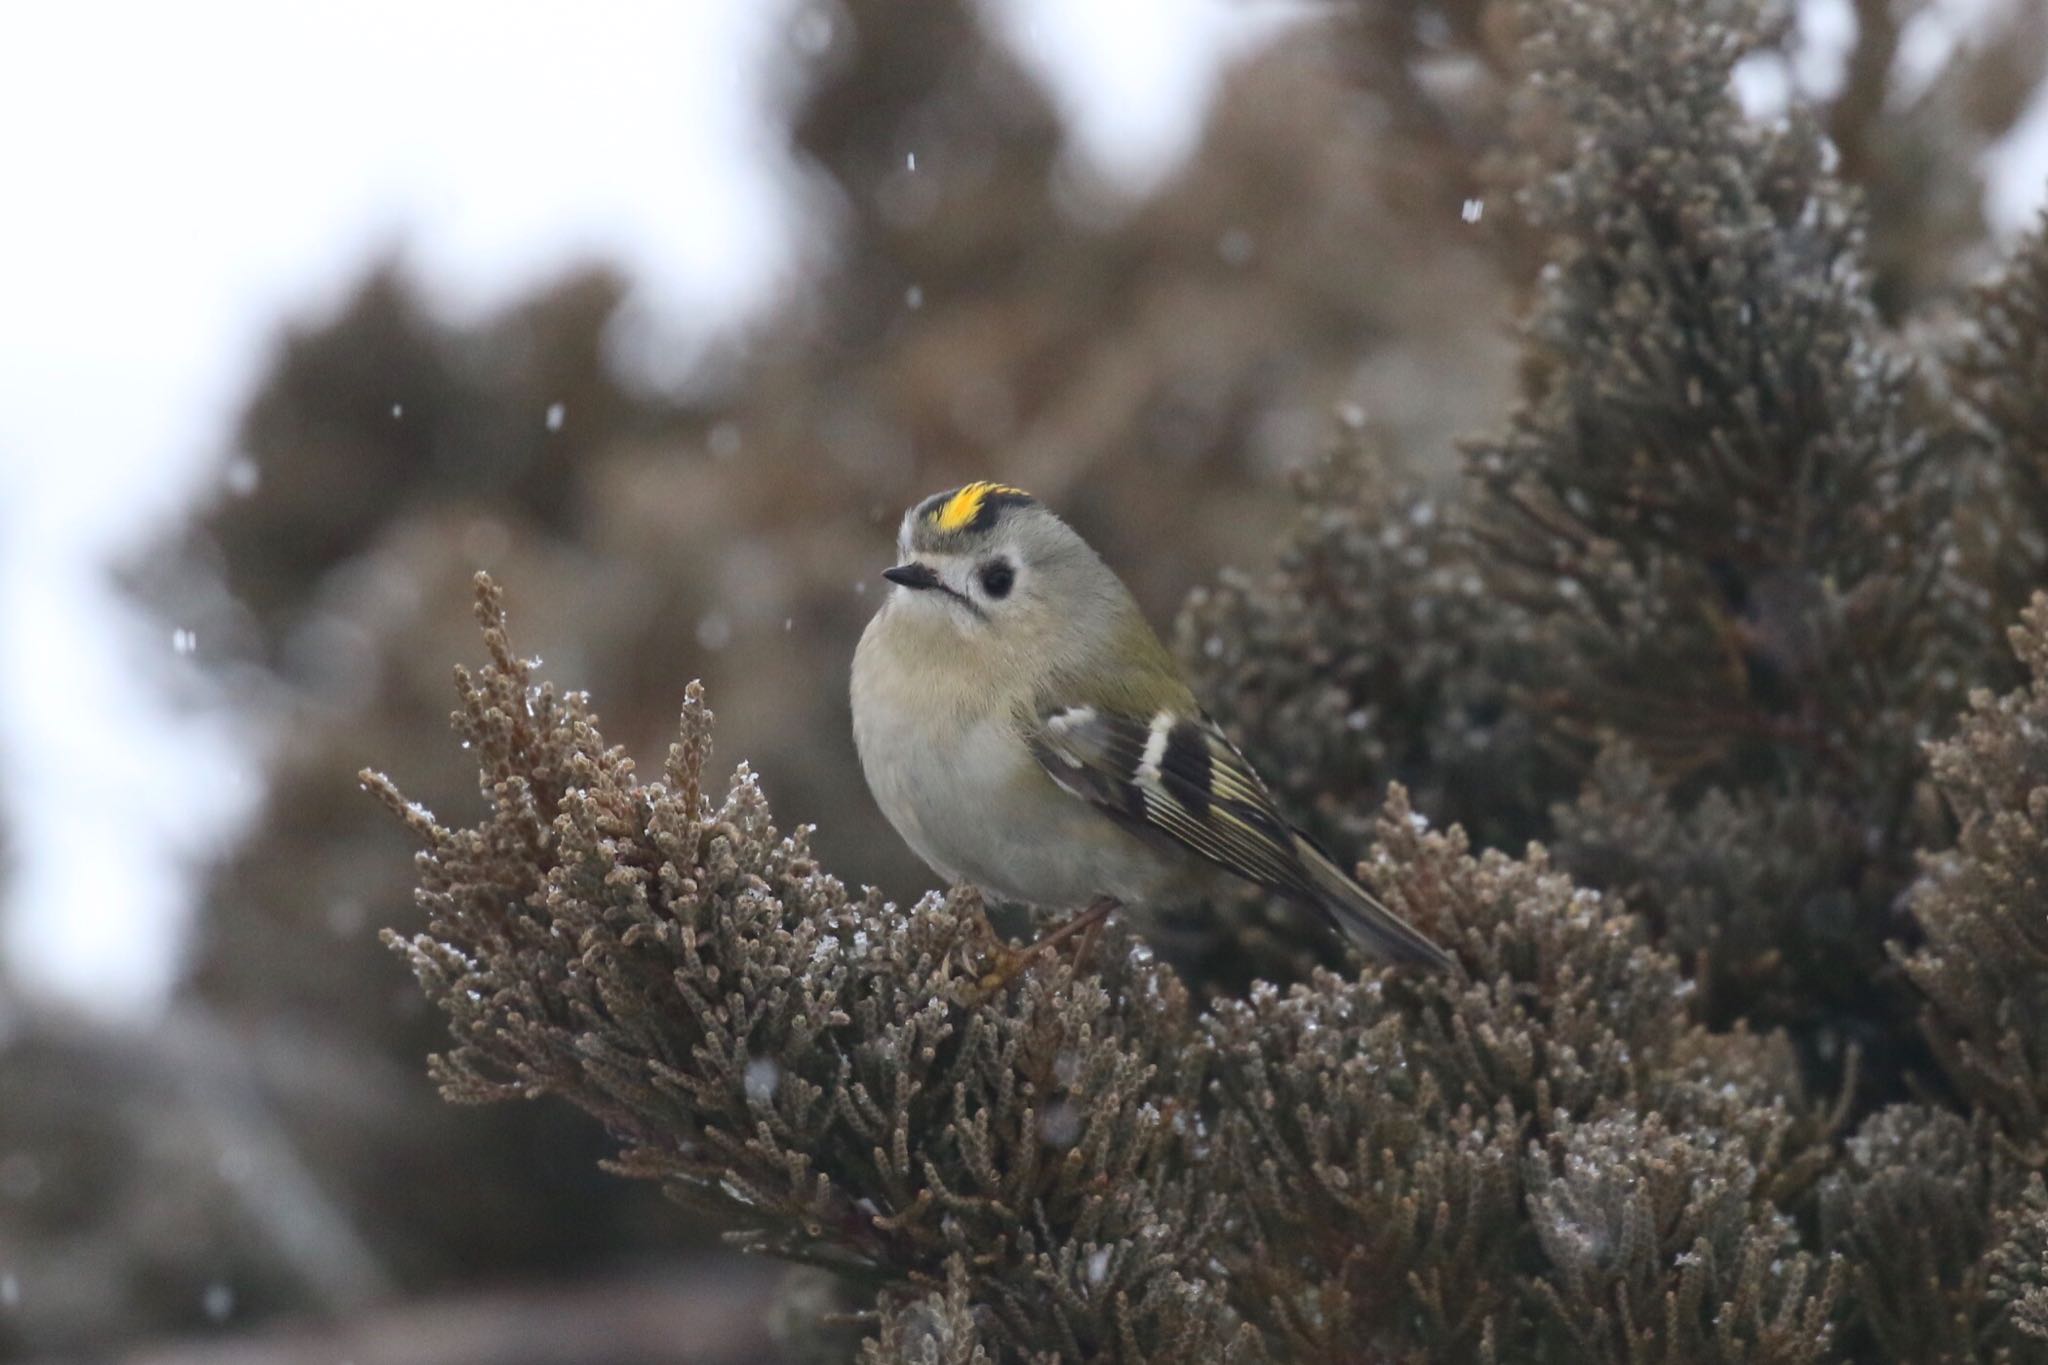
(695, 612, 733, 651)
(223, 456, 260, 497)
(1038, 1099, 1082, 1147)
(791, 7, 833, 56)
(744, 1056, 781, 1105)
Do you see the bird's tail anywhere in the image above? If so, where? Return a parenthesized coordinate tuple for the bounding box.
(1295, 834, 1456, 971)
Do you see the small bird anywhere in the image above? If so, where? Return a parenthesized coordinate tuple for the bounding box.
(851, 481, 1453, 972)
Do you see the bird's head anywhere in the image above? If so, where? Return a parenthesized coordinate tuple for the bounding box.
(878, 482, 1124, 651)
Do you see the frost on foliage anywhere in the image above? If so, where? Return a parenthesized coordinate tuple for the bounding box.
(1205, 791, 1832, 1363)
(1525, 1112, 1834, 1365)
(1178, 448, 1562, 862)
(1818, 1105, 2037, 1362)
(1822, 596, 2048, 1351)
(1468, 0, 1973, 1084)
(860, 1258, 992, 1365)
(365, 575, 1235, 1361)
(1172, 448, 1565, 991)
(1552, 746, 1888, 1037)
(1960, 216, 2048, 622)
(1987, 1175, 2048, 1347)
(1904, 596, 2048, 1140)
(370, 579, 1842, 1362)
(352, 0, 2048, 1355)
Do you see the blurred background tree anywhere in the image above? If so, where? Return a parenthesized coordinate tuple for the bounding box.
(5, 0, 2048, 1359)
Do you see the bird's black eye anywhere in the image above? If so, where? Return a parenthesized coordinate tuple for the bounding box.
(978, 559, 1015, 599)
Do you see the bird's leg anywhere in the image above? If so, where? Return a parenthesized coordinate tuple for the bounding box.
(1033, 895, 1118, 958)
(1071, 905, 1107, 973)
(976, 896, 1120, 996)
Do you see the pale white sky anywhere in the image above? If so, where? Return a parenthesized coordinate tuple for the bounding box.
(0, 0, 2044, 1019)
(0, 0, 1271, 1017)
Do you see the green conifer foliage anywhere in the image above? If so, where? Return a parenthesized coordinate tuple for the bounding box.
(360, 0, 2048, 1358)
(1468, 0, 1973, 1079)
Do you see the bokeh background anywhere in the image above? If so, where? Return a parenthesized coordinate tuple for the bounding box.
(4, 0, 2048, 1360)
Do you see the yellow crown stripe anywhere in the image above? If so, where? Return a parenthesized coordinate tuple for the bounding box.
(932, 481, 1030, 532)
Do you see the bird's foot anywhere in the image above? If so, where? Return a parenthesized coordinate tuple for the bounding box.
(969, 896, 1118, 999)
(973, 946, 1028, 1000)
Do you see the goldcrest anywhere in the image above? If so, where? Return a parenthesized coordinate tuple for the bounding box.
(851, 481, 1453, 971)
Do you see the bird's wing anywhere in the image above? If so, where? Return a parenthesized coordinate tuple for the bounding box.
(1026, 703, 1321, 902)
(1026, 701, 1456, 970)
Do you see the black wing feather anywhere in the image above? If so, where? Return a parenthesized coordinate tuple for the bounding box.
(1029, 703, 1455, 970)
(1030, 707, 1319, 900)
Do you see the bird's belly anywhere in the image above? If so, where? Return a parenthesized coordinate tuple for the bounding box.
(857, 700, 1173, 910)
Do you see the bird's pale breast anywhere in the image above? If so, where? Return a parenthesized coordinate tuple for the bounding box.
(852, 608, 1181, 909)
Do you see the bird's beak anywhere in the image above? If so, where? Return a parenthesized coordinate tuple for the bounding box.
(882, 562, 941, 590)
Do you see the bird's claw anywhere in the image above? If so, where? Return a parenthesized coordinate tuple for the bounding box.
(959, 898, 1117, 1004)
